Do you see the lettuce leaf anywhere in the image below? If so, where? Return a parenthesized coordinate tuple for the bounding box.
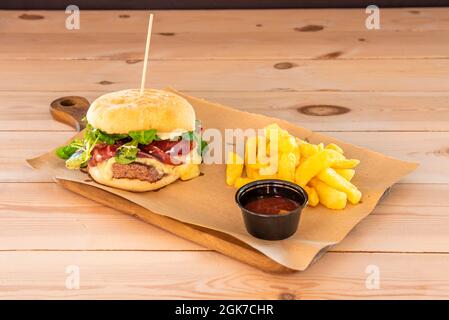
(65, 134, 99, 169)
(115, 140, 139, 164)
(182, 120, 208, 156)
(65, 149, 89, 169)
(84, 124, 128, 145)
(57, 121, 206, 168)
(128, 129, 157, 145)
(55, 139, 83, 160)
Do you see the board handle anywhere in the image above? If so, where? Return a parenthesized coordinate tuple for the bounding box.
(50, 96, 90, 131)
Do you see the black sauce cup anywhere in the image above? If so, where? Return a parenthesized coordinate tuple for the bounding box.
(235, 179, 308, 241)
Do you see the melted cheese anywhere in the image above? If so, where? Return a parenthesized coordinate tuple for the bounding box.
(98, 151, 201, 182)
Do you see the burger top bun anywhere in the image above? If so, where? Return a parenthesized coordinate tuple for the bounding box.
(86, 89, 196, 134)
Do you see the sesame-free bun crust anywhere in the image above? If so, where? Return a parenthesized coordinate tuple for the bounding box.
(87, 89, 196, 134)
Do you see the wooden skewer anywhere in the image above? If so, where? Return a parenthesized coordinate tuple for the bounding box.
(140, 13, 154, 96)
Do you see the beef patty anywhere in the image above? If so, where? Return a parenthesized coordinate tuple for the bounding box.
(112, 162, 164, 183)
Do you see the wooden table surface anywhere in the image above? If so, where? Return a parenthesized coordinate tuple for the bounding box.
(1, 8, 449, 299)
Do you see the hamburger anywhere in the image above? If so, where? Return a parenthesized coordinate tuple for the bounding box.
(55, 89, 204, 192)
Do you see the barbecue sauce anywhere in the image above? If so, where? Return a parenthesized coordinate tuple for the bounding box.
(244, 196, 299, 215)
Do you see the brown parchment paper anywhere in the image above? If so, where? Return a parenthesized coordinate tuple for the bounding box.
(28, 88, 418, 271)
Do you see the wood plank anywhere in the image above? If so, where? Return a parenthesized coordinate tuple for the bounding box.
(0, 183, 203, 251)
(1, 251, 448, 299)
(56, 178, 291, 273)
(0, 131, 74, 182)
(198, 91, 449, 132)
(2, 9, 448, 60)
(1, 183, 448, 253)
(3, 31, 449, 60)
(3, 131, 447, 183)
(329, 131, 449, 184)
(1, 59, 448, 92)
(2, 9, 448, 34)
(2, 91, 449, 132)
(1, 8, 446, 297)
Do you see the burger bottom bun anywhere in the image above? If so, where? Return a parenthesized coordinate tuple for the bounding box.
(88, 157, 181, 192)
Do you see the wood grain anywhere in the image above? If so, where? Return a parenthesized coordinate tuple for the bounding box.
(1, 9, 448, 60)
(4, 9, 449, 34)
(56, 179, 292, 273)
(1, 8, 449, 298)
(1, 59, 448, 92)
(3, 131, 447, 183)
(1, 251, 449, 299)
(2, 31, 449, 60)
(49, 96, 89, 131)
(1, 91, 449, 132)
(1, 183, 448, 253)
(5, 8, 449, 34)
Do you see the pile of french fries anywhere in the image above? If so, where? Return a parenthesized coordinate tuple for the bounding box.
(226, 123, 362, 210)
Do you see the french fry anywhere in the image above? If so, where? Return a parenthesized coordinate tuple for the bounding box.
(247, 159, 276, 179)
(260, 126, 280, 176)
(259, 151, 278, 177)
(303, 185, 319, 207)
(228, 123, 363, 210)
(256, 135, 270, 165)
(278, 152, 296, 183)
(310, 178, 347, 210)
(256, 171, 278, 179)
(264, 123, 286, 141)
(332, 159, 360, 169)
(264, 123, 280, 138)
(292, 143, 301, 166)
(234, 177, 256, 189)
(299, 155, 308, 166)
(317, 168, 362, 204)
(295, 149, 344, 187)
(245, 165, 258, 179)
(245, 136, 258, 166)
(226, 152, 244, 186)
(246, 160, 276, 179)
(335, 168, 355, 181)
(296, 137, 305, 145)
(279, 134, 297, 154)
(325, 143, 344, 154)
(299, 142, 319, 158)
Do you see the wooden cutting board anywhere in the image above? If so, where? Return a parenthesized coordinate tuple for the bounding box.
(50, 96, 294, 273)
(50, 96, 390, 273)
